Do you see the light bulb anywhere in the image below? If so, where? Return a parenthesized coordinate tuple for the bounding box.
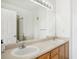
(31, 0, 53, 10)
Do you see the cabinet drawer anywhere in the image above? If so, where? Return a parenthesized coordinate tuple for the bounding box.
(51, 48, 58, 57)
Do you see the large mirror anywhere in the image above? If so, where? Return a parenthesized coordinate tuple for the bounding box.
(1, 0, 56, 41)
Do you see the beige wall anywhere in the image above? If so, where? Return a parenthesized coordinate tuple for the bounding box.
(56, 0, 77, 59)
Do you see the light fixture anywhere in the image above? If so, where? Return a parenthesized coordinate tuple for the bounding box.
(31, 0, 53, 10)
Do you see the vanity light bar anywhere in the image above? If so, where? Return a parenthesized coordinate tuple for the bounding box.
(31, 0, 53, 10)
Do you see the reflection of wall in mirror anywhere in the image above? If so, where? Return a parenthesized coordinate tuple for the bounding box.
(1, 8, 16, 45)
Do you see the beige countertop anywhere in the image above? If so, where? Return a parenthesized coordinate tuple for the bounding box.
(1, 38, 69, 59)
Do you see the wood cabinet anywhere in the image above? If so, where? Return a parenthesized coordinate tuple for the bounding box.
(59, 45, 65, 59)
(59, 42, 69, 59)
(51, 55, 59, 59)
(36, 42, 69, 59)
(65, 42, 69, 59)
(37, 53, 50, 59)
(51, 48, 59, 59)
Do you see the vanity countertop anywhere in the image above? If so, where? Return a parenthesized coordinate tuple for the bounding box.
(1, 38, 69, 59)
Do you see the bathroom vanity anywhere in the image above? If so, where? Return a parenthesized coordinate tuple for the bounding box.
(1, 39, 69, 59)
(37, 41, 69, 59)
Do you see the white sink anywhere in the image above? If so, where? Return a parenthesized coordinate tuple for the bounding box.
(11, 46, 39, 57)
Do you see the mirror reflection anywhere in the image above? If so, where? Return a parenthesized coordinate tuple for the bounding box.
(1, 0, 56, 41)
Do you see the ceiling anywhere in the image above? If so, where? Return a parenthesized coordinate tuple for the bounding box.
(1, 0, 54, 11)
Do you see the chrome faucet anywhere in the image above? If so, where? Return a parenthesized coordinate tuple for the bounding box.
(17, 41, 26, 49)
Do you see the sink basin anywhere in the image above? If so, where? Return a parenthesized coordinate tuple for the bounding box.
(11, 46, 39, 57)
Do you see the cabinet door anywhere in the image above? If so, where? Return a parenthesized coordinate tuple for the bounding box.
(51, 55, 59, 59)
(65, 42, 69, 59)
(37, 53, 50, 59)
(59, 45, 65, 59)
(51, 48, 59, 59)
